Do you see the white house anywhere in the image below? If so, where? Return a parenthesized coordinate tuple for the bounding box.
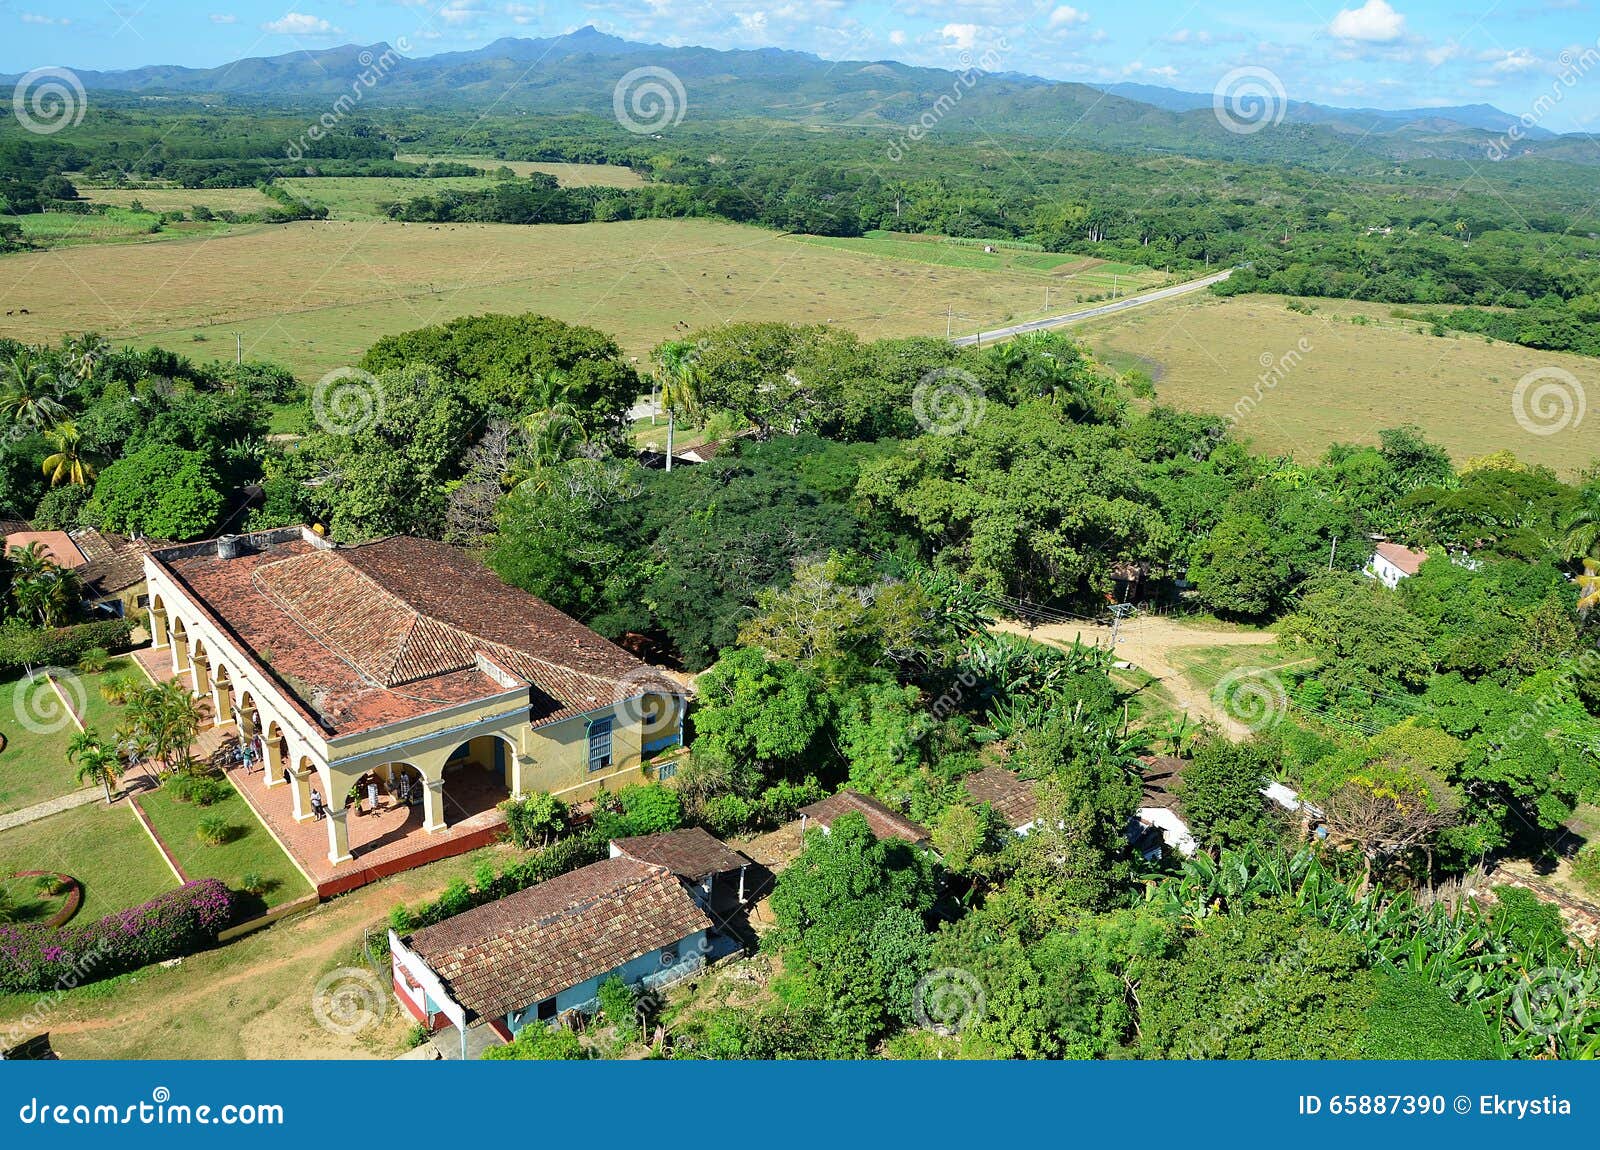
(1364, 541, 1428, 588)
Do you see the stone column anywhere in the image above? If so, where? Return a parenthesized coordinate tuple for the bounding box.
(510, 755, 535, 800)
(289, 765, 313, 821)
(149, 607, 168, 649)
(422, 778, 448, 833)
(264, 736, 285, 788)
(212, 679, 233, 729)
(170, 631, 189, 676)
(326, 806, 352, 865)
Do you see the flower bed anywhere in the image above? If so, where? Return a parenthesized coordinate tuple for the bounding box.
(7, 871, 82, 928)
(0, 878, 233, 993)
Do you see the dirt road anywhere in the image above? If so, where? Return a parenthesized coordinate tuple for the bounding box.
(994, 614, 1285, 738)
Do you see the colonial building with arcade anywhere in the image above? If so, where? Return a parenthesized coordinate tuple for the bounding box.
(142, 526, 684, 870)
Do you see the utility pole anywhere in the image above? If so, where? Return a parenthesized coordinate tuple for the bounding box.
(233, 332, 242, 366)
(1044, 285, 1051, 312)
(1328, 536, 1338, 571)
(947, 303, 953, 339)
(1109, 602, 1134, 647)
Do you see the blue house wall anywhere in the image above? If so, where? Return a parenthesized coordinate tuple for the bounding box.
(503, 928, 709, 1035)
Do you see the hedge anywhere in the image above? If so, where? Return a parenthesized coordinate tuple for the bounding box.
(0, 617, 138, 677)
(392, 833, 605, 933)
(0, 878, 234, 993)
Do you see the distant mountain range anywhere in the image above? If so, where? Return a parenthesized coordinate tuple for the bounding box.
(7, 26, 1580, 163)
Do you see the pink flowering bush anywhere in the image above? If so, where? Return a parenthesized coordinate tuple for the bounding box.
(0, 879, 234, 993)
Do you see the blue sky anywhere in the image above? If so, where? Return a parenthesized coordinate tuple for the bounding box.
(8, 0, 1600, 130)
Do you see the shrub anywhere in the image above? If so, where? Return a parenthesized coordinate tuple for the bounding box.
(1361, 972, 1497, 1060)
(0, 617, 137, 676)
(401, 833, 606, 930)
(483, 1025, 590, 1060)
(591, 784, 682, 840)
(75, 647, 111, 675)
(1571, 846, 1600, 896)
(98, 671, 139, 705)
(700, 793, 754, 837)
(597, 975, 638, 1041)
(500, 791, 569, 850)
(170, 776, 232, 807)
(0, 879, 234, 992)
(195, 816, 236, 846)
(238, 872, 268, 896)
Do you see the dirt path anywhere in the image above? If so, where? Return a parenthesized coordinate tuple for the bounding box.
(994, 615, 1284, 738)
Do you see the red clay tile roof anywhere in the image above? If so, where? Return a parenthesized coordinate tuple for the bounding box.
(404, 856, 711, 1021)
(962, 766, 1039, 828)
(152, 531, 678, 737)
(71, 529, 148, 598)
(798, 790, 930, 844)
(5, 531, 85, 569)
(1373, 541, 1428, 576)
(612, 827, 747, 880)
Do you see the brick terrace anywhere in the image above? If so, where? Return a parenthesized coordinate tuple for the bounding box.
(222, 757, 509, 897)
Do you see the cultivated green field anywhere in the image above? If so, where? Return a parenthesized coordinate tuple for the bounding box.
(394, 155, 645, 186)
(1078, 291, 1599, 476)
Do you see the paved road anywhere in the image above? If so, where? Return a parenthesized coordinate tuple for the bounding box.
(951, 268, 1233, 347)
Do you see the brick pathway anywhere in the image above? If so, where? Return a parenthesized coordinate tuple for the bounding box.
(0, 786, 103, 832)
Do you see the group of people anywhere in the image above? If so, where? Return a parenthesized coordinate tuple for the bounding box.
(289, 768, 423, 821)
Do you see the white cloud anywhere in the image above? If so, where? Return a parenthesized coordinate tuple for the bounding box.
(1047, 6, 1088, 28)
(888, 29, 906, 45)
(209, 13, 237, 24)
(1488, 48, 1542, 73)
(505, 3, 539, 23)
(260, 12, 341, 36)
(1329, 0, 1406, 43)
(21, 12, 70, 23)
(1424, 39, 1463, 67)
(939, 23, 982, 51)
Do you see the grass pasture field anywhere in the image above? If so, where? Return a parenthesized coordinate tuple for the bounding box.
(792, 231, 1167, 296)
(76, 186, 280, 215)
(394, 154, 646, 186)
(0, 217, 1086, 376)
(1077, 291, 1599, 476)
(276, 175, 501, 220)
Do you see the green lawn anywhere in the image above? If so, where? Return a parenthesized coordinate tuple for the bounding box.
(135, 782, 311, 908)
(789, 231, 1167, 290)
(16, 209, 236, 249)
(0, 657, 140, 814)
(0, 802, 176, 921)
(1165, 642, 1307, 697)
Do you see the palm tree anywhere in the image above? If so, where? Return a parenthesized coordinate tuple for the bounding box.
(68, 728, 122, 802)
(123, 681, 202, 774)
(652, 340, 703, 472)
(61, 333, 111, 383)
(41, 421, 96, 487)
(0, 351, 67, 433)
(1561, 487, 1600, 561)
(8, 542, 81, 627)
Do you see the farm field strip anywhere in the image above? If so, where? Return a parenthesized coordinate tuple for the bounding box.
(393, 155, 646, 186)
(0, 218, 1076, 373)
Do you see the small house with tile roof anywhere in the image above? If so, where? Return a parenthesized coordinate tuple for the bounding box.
(390, 855, 712, 1041)
(797, 789, 931, 847)
(1365, 541, 1428, 589)
(610, 826, 751, 910)
(961, 766, 1040, 834)
(142, 526, 687, 866)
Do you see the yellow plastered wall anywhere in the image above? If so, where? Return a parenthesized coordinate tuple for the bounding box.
(521, 708, 650, 801)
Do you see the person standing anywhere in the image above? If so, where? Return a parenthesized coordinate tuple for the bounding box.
(310, 787, 325, 820)
(367, 778, 379, 814)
